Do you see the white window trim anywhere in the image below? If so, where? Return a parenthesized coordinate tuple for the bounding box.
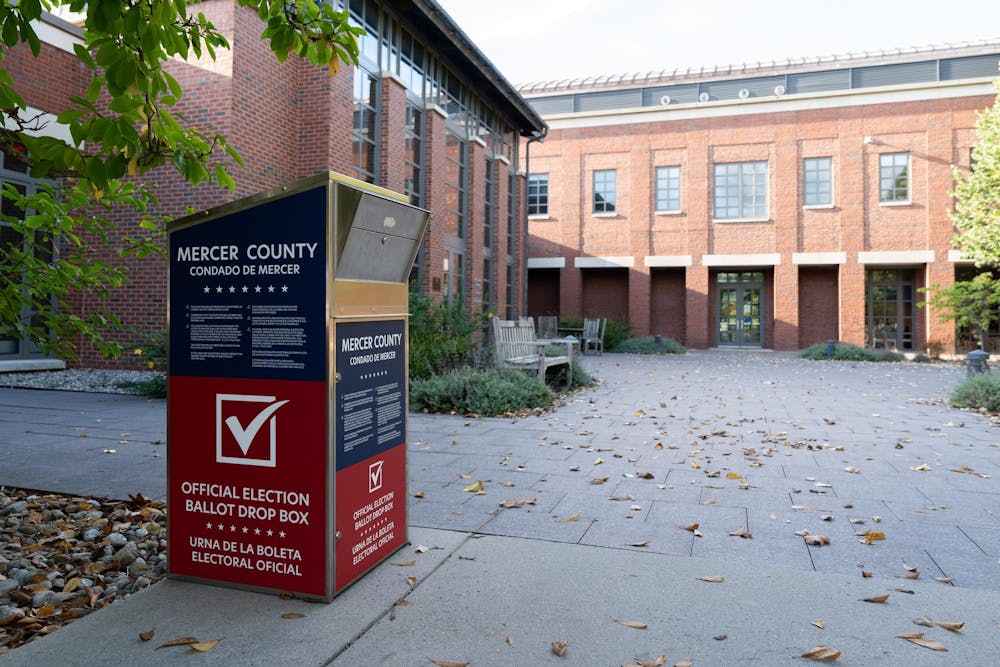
(803, 204, 836, 210)
(528, 214, 551, 220)
(878, 200, 912, 207)
(654, 209, 684, 216)
(712, 217, 771, 224)
(592, 212, 618, 218)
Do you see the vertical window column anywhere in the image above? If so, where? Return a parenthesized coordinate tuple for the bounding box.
(593, 169, 616, 214)
(352, 66, 379, 184)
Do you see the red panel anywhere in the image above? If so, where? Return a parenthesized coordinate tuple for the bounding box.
(168, 376, 328, 597)
(334, 444, 407, 593)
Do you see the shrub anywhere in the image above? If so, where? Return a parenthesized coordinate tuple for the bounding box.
(410, 366, 554, 415)
(547, 358, 592, 390)
(800, 343, 877, 362)
(116, 372, 167, 398)
(913, 353, 932, 363)
(408, 293, 486, 379)
(874, 350, 904, 362)
(951, 373, 1000, 413)
(610, 336, 686, 355)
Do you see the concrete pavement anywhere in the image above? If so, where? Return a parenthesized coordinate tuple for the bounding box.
(2, 351, 999, 665)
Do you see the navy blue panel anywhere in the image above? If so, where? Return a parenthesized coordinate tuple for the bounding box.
(169, 186, 328, 381)
(335, 319, 406, 471)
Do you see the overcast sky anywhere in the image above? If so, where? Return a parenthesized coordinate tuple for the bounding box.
(435, 0, 1000, 86)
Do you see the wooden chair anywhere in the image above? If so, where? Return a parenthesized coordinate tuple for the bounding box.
(582, 317, 606, 355)
(492, 317, 572, 387)
(536, 315, 558, 339)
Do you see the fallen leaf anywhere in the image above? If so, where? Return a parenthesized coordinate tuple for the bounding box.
(862, 593, 890, 603)
(863, 531, 885, 544)
(391, 560, 416, 567)
(703, 498, 717, 505)
(680, 522, 699, 532)
(897, 632, 947, 651)
(628, 541, 649, 547)
(844, 467, 860, 474)
(560, 512, 580, 522)
(414, 544, 429, 553)
(910, 464, 931, 472)
(406, 576, 417, 587)
(800, 645, 841, 661)
(635, 657, 666, 667)
(728, 527, 752, 539)
(902, 562, 918, 572)
(394, 598, 409, 606)
(462, 481, 483, 493)
(804, 534, 830, 546)
(63, 577, 81, 594)
(499, 498, 537, 509)
(139, 629, 155, 641)
(726, 472, 743, 479)
(157, 637, 199, 649)
(281, 613, 305, 619)
(914, 617, 964, 632)
(811, 620, 826, 629)
(615, 619, 648, 629)
(432, 661, 470, 667)
(714, 634, 727, 641)
(899, 570, 920, 580)
(411, 491, 425, 498)
(896, 587, 914, 594)
(698, 575, 724, 583)
(589, 477, 609, 485)
(637, 471, 655, 479)
(35, 604, 56, 618)
(933, 576, 954, 585)
(190, 639, 222, 652)
(505, 636, 513, 646)
(674, 662, 693, 667)
(594, 457, 603, 465)
(551, 641, 568, 656)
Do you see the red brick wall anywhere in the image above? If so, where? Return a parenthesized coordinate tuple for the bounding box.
(650, 268, 686, 344)
(581, 268, 628, 322)
(527, 268, 560, 316)
(798, 267, 839, 347)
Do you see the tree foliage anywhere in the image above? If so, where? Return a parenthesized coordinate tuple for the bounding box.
(920, 272, 1000, 351)
(950, 78, 1000, 268)
(0, 1, 362, 359)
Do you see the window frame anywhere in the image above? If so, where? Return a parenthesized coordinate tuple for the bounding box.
(527, 173, 548, 217)
(803, 156, 833, 207)
(592, 169, 617, 215)
(654, 165, 682, 213)
(878, 152, 910, 204)
(713, 160, 768, 221)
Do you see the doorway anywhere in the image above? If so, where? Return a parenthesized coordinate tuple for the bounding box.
(716, 271, 764, 347)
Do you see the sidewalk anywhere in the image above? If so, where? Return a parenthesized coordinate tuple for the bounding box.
(2, 351, 999, 665)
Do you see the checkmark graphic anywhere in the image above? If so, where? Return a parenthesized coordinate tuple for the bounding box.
(225, 400, 290, 455)
(369, 460, 383, 492)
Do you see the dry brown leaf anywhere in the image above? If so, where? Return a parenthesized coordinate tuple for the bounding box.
(615, 619, 648, 629)
(728, 527, 752, 539)
(411, 491, 425, 498)
(391, 560, 416, 567)
(680, 522, 700, 532)
(561, 512, 580, 523)
(551, 641, 568, 656)
(932, 576, 954, 584)
(804, 534, 830, 546)
(190, 639, 222, 652)
(499, 498, 537, 509)
(63, 577, 81, 594)
(698, 575, 724, 583)
(635, 657, 666, 667)
(899, 570, 920, 580)
(862, 593, 890, 603)
(432, 660, 470, 667)
(800, 645, 841, 661)
(462, 481, 483, 493)
(637, 471, 655, 479)
(406, 576, 417, 587)
(726, 472, 743, 479)
(674, 662, 693, 667)
(394, 598, 409, 606)
(629, 541, 649, 547)
(281, 612, 305, 619)
(897, 632, 947, 651)
(505, 636, 513, 646)
(864, 531, 885, 544)
(139, 629, 155, 642)
(902, 562, 918, 571)
(703, 498, 717, 505)
(589, 477, 609, 485)
(156, 637, 199, 649)
(811, 620, 826, 629)
(862, 570, 873, 578)
(34, 604, 56, 618)
(914, 617, 964, 632)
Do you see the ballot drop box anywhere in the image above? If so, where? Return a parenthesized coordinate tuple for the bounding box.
(167, 172, 429, 600)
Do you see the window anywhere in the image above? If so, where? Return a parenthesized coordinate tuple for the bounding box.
(505, 263, 515, 319)
(593, 169, 616, 214)
(803, 157, 832, 206)
(482, 257, 492, 313)
(654, 166, 681, 212)
(404, 104, 423, 206)
(527, 173, 548, 216)
(879, 152, 909, 202)
(483, 156, 494, 248)
(352, 66, 378, 183)
(444, 129, 466, 238)
(865, 269, 915, 350)
(714, 161, 768, 220)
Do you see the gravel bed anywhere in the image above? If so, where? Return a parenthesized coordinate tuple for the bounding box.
(0, 369, 162, 395)
(0, 488, 167, 654)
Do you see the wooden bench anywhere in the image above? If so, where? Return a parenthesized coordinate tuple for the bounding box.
(492, 317, 572, 387)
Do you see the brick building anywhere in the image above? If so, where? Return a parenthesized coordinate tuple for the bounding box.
(0, 1, 545, 369)
(519, 41, 1000, 354)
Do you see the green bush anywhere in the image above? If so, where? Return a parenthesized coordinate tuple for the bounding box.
(408, 293, 485, 379)
(610, 336, 686, 355)
(410, 366, 554, 415)
(913, 353, 932, 363)
(951, 373, 1000, 413)
(800, 343, 877, 362)
(547, 358, 592, 390)
(116, 372, 167, 398)
(874, 350, 904, 362)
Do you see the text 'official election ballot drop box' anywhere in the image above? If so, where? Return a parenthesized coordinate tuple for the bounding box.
(167, 172, 429, 601)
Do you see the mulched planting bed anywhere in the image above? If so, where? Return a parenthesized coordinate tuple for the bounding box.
(0, 487, 167, 654)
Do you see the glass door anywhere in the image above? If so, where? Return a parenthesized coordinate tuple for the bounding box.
(717, 272, 764, 347)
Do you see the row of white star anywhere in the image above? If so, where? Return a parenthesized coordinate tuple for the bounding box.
(202, 284, 289, 294)
(205, 522, 287, 538)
